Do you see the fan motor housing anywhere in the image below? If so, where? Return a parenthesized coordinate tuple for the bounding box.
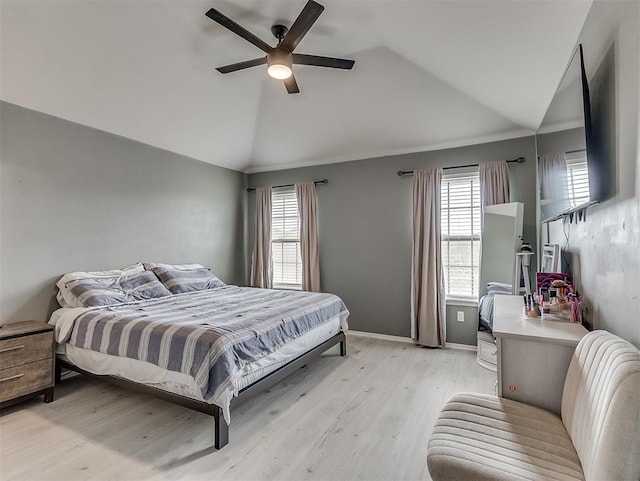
(268, 49, 292, 65)
(267, 49, 293, 78)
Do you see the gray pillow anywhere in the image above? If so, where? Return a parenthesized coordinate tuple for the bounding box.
(66, 271, 172, 307)
(153, 267, 225, 294)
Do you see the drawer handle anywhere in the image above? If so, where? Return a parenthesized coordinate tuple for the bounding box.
(0, 345, 25, 354)
(0, 373, 24, 383)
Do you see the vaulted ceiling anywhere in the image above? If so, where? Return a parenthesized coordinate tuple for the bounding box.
(0, 0, 592, 173)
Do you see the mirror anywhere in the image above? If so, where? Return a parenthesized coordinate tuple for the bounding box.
(536, 43, 615, 226)
(479, 202, 524, 298)
(536, 45, 591, 222)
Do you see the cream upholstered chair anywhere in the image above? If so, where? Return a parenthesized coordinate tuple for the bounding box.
(427, 330, 640, 481)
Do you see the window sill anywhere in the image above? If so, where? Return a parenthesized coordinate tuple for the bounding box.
(273, 285, 302, 291)
(446, 298, 478, 307)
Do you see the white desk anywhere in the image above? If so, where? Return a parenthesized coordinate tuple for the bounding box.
(493, 294, 588, 415)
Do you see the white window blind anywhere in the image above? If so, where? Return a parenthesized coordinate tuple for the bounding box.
(271, 187, 302, 289)
(441, 170, 481, 300)
(566, 150, 590, 208)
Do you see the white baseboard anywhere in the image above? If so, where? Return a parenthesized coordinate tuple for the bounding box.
(446, 342, 477, 352)
(348, 330, 414, 344)
(348, 330, 477, 351)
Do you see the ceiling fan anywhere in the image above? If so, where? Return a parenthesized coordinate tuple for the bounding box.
(205, 0, 355, 94)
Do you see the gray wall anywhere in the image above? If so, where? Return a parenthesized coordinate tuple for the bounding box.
(0, 101, 247, 324)
(541, 0, 640, 347)
(445, 304, 479, 346)
(249, 136, 537, 343)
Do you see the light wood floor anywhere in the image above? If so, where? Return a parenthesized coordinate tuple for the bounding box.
(1, 334, 495, 481)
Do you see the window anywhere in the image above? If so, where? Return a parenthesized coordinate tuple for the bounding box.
(271, 187, 302, 289)
(441, 171, 481, 300)
(565, 150, 590, 208)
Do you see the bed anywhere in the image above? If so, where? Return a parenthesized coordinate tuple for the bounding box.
(478, 282, 512, 331)
(49, 263, 349, 449)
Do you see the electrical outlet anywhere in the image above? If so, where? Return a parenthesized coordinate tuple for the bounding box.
(456, 311, 464, 322)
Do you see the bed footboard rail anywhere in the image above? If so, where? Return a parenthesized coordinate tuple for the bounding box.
(56, 331, 345, 450)
(232, 331, 346, 408)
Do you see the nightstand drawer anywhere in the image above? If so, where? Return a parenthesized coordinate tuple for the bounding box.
(0, 332, 53, 369)
(0, 359, 53, 403)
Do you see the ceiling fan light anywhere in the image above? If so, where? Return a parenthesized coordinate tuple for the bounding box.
(267, 63, 292, 79)
(267, 50, 293, 79)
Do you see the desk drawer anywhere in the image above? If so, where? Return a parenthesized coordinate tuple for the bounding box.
(0, 359, 53, 403)
(0, 332, 53, 369)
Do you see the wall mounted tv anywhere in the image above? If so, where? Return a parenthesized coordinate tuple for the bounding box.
(537, 44, 611, 222)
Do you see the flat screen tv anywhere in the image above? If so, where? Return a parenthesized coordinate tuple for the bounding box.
(537, 44, 608, 222)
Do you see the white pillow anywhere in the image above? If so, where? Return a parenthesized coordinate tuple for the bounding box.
(56, 263, 144, 308)
(143, 262, 204, 271)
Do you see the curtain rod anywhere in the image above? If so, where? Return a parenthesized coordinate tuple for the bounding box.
(247, 179, 328, 193)
(396, 157, 525, 177)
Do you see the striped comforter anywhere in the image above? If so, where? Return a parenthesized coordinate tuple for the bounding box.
(60, 286, 348, 407)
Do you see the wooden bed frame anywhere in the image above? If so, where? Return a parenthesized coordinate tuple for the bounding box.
(55, 331, 346, 449)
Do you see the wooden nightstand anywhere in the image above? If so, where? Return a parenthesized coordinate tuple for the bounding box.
(0, 321, 55, 409)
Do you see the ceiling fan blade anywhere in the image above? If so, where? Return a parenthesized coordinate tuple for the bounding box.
(280, 0, 324, 52)
(205, 8, 272, 53)
(216, 57, 267, 74)
(284, 74, 300, 94)
(292, 54, 355, 70)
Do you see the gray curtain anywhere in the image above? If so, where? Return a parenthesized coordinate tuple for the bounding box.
(250, 186, 272, 288)
(295, 182, 321, 292)
(479, 160, 510, 208)
(539, 152, 569, 200)
(412, 168, 445, 347)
